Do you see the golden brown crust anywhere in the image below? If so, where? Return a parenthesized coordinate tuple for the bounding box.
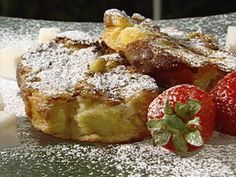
(16, 62, 31, 88)
(103, 9, 160, 52)
(102, 9, 236, 91)
(123, 36, 229, 90)
(18, 30, 159, 143)
(20, 85, 157, 143)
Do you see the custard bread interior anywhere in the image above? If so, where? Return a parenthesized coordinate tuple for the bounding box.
(17, 31, 158, 143)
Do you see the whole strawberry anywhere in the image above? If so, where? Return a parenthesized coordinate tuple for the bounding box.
(147, 84, 215, 153)
(210, 71, 236, 136)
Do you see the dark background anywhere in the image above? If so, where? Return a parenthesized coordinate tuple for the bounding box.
(0, 0, 236, 21)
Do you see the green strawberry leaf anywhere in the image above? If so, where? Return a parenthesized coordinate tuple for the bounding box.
(185, 130, 204, 147)
(188, 116, 201, 129)
(147, 119, 164, 130)
(153, 130, 171, 146)
(164, 115, 186, 132)
(187, 99, 201, 116)
(175, 99, 201, 122)
(164, 99, 174, 115)
(155, 98, 203, 152)
(173, 133, 187, 153)
(176, 102, 189, 121)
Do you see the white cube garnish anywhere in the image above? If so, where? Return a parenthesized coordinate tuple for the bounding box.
(226, 26, 236, 52)
(0, 47, 22, 80)
(38, 27, 60, 43)
(0, 111, 19, 148)
(0, 94, 3, 111)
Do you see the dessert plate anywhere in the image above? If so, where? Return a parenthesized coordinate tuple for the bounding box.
(1, 13, 236, 176)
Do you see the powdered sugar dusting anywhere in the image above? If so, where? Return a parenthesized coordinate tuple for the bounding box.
(159, 26, 236, 72)
(0, 116, 236, 177)
(105, 9, 129, 19)
(98, 53, 125, 62)
(149, 39, 208, 68)
(0, 78, 25, 117)
(57, 30, 99, 45)
(87, 65, 157, 98)
(149, 32, 236, 72)
(1, 75, 236, 176)
(209, 50, 236, 72)
(23, 42, 98, 95)
(161, 27, 185, 38)
(22, 39, 157, 98)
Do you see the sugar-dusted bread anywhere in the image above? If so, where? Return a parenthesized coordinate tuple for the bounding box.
(17, 31, 159, 143)
(103, 9, 236, 91)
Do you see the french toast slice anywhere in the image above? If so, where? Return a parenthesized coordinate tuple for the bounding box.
(17, 31, 159, 143)
(103, 9, 236, 91)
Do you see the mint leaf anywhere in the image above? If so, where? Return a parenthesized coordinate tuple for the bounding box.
(153, 130, 171, 146)
(147, 119, 164, 130)
(185, 130, 204, 147)
(164, 99, 174, 115)
(187, 99, 201, 116)
(173, 133, 187, 153)
(164, 115, 186, 132)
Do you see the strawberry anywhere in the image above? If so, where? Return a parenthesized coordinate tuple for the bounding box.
(147, 84, 215, 153)
(210, 71, 236, 136)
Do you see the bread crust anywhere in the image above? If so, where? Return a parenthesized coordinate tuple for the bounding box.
(103, 9, 236, 90)
(17, 31, 159, 143)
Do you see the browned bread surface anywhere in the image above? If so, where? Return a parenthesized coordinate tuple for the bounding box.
(17, 30, 159, 143)
(103, 9, 236, 91)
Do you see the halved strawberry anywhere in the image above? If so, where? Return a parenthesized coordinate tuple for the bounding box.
(147, 84, 215, 153)
(210, 71, 236, 136)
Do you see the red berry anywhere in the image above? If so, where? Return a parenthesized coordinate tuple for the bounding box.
(210, 71, 236, 136)
(147, 84, 215, 153)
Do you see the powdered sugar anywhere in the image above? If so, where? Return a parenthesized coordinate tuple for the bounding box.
(159, 27, 236, 72)
(23, 42, 98, 95)
(161, 27, 185, 38)
(22, 39, 158, 98)
(1, 76, 235, 177)
(208, 50, 236, 72)
(57, 30, 99, 45)
(87, 65, 157, 98)
(148, 32, 236, 72)
(0, 116, 236, 177)
(104, 9, 129, 19)
(0, 78, 25, 117)
(98, 53, 124, 62)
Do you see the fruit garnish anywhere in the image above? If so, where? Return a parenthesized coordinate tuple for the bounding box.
(89, 58, 120, 73)
(210, 71, 236, 136)
(147, 84, 215, 153)
(90, 58, 107, 73)
(148, 99, 203, 152)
